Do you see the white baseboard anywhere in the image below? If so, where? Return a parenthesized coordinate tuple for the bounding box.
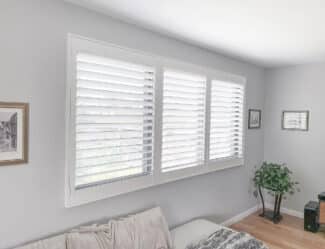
(221, 205, 259, 226)
(264, 202, 304, 219)
(221, 202, 304, 227)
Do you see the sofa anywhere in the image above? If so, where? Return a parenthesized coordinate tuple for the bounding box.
(15, 208, 267, 249)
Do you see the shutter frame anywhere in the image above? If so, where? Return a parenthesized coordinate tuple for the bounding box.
(209, 79, 245, 161)
(161, 69, 206, 172)
(75, 53, 155, 188)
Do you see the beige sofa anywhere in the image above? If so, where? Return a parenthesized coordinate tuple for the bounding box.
(15, 218, 221, 249)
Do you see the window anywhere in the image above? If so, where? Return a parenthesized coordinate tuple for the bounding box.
(161, 70, 206, 172)
(66, 35, 246, 207)
(74, 53, 155, 188)
(209, 80, 244, 160)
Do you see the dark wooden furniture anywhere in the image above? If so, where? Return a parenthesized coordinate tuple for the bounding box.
(318, 192, 325, 225)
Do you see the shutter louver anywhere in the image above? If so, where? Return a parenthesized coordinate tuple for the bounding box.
(209, 80, 244, 160)
(75, 53, 155, 187)
(161, 70, 206, 172)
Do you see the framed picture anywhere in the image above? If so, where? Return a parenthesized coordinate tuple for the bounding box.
(248, 109, 261, 129)
(0, 102, 28, 166)
(282, 110, 309, 131)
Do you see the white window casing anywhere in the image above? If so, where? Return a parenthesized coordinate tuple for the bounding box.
(66, 34, 246, 207)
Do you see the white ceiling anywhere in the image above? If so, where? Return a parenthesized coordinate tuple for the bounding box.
(67, 0, 325, 67)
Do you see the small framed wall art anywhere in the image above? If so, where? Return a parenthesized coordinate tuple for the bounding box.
(0, 102, 29, 166)
(282, 110, 309, 131)
(248, 109, 262, 129)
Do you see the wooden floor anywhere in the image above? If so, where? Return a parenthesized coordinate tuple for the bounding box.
(230, 210, 325, 249)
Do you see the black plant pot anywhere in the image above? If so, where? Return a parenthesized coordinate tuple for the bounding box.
(258, 186, 283, 224)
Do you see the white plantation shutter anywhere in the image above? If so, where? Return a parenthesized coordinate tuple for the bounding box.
(75, 53, 155, 187)
(66, 36, 248, 207)
(161, 70, 206, 172)
(209, 80, 244, 160)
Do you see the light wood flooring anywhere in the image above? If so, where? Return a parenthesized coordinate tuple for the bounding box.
(230, 210, 325, 249)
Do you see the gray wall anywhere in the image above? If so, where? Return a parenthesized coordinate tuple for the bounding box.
(0, 0, 265, 248)
(264, 63, 325, 213)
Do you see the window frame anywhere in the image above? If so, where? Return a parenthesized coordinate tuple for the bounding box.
(207, 77, 246, 165)
(73, 52, 157, 188)
(65, 34, 246, 208)
(160, 68, 207, 173)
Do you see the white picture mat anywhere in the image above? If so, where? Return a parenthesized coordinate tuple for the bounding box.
(249, 110, 261, 128)
(0, 108, 23, 161)
(283, 112, 308, 130)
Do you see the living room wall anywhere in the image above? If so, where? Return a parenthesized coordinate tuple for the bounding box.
(264, 63, 325, 214)
(0, 0, 265, 248)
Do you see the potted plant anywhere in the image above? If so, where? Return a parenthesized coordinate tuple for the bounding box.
(253, 162, 300, 223)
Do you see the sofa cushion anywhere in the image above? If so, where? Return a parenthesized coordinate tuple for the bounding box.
(170, 219, 223, 249)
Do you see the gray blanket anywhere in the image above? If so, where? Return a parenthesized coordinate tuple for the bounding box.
(186, 229, 268, 249)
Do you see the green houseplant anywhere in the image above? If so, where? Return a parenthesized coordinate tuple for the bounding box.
(253, 162, 300, 223)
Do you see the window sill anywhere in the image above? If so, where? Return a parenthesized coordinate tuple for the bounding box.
(65, 158, 244, 208)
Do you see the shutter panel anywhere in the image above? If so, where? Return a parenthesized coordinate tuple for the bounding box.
(209, 80, 244, 160)
(161, 70, 206, 172)
(75, 53, 155, 187)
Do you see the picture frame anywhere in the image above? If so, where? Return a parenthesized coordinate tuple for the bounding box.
(248, 109, 262, 129)
(0, 102, 29, 166)
(282, 110, 309, 131)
